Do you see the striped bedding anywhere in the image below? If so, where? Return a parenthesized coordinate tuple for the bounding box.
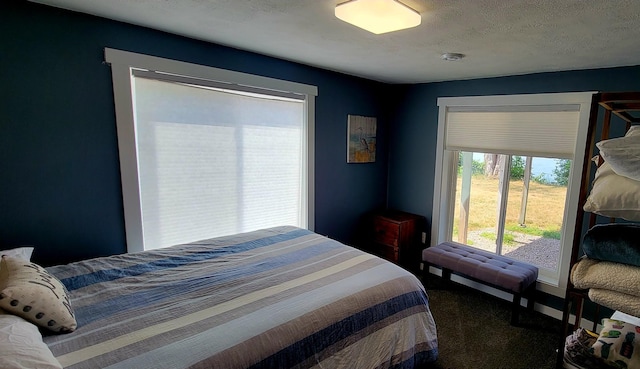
(43, 226, 438, 369)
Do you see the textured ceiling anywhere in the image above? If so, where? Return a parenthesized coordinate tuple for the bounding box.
(29, 0, 640, 83)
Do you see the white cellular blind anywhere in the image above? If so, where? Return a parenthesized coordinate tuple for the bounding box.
(445, 107, 581, 158)
(133, 76, 305, 250)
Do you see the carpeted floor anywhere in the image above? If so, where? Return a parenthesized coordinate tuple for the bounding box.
(422, 277, 562, 369)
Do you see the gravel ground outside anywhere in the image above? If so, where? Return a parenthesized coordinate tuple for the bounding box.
(463, 228, 560, 271)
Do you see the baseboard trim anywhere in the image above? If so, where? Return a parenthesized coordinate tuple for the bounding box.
(425, 266, 601, 331)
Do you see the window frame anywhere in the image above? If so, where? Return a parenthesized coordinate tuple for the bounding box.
(432, 92, 595, 297)
(105, 48, 318, 253)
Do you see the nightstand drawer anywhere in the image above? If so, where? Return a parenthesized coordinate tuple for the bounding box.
(373, 218, 400, 247)
(379, 244, 399, 263)
(364, 210, 425, 272)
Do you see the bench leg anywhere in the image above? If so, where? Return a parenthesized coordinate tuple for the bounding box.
(513, 284, 537, 325)
(525, 284, 536, 311)
(441, 267, 452, 282)
(511, 292, 522, 326)
(421, 264, 452, 289)
(422, 263, 440, 289)
(421, 265, 452, 290)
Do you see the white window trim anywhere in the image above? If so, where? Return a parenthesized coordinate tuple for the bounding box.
(104, 48, 317, 253)
(432, 92, 595, 297)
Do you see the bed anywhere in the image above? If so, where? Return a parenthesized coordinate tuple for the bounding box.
(557, 92, 640, 369)
(27, 226, 438, 368)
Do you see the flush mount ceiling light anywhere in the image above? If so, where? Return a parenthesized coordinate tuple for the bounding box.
(441, 52, 465, 61)
(335, 0, 421, 35)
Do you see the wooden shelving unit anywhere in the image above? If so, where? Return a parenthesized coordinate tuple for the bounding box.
(556, 92, 640, 368)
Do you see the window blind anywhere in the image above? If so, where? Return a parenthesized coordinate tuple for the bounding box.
(133, 75, 305, 250)
(445, 106, 581, 159)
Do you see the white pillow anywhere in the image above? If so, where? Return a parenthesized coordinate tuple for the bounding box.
(0, 312, 62, 369)
(0, 256, 77, 333)
(584, 161, 640, 221)
(596, 125, 640, 181)
(0, 247, 34, 261)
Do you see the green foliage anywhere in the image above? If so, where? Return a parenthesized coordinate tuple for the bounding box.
(479, 231, 517, 245)
(502, 233, 517, 245)
(505, 224, 561, 240)
(532, 173, 552, 185)
(506, 224, 539, 236)
(542, 229, 562, 240)
(480, 231, 495, 241)
(553, 159, 571, 186)
(510, 156, 525, 180)
(472, 159, 485, 175)
(457, 152, 485, 175)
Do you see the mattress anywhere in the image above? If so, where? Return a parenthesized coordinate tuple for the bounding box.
(43, 226, 438, 368)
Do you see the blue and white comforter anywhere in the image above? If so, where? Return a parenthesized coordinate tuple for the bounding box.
(44, 226, 438, 368)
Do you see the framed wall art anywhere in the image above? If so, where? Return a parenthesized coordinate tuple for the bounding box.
(346, 115, 376, 163)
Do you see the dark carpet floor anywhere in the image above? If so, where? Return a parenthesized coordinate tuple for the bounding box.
(422, 277, 562, 369)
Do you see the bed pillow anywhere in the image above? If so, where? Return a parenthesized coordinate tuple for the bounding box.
(0, 247, 34, 261)
(0, 256, 76, 333)
(0, 312, 62, 369)
(583, 161, 640, 221)
(597, 125, 640, 181)
(591, 319, 640, 369)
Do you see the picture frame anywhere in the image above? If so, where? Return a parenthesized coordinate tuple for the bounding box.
(346, 115, 376, 163)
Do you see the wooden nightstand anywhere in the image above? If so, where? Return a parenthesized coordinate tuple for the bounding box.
(369, 210, 425, 272)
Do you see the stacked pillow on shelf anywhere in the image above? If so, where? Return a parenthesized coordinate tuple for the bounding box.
(584, 125, 640, 221)
(573, 125, 640, 368)
(596, 126, 640, 183)
(0, 246, 75, 369)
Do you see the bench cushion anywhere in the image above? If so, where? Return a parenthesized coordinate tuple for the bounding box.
(422, 241, 538, 293)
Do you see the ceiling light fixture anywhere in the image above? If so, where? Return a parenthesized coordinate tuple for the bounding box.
(335, 0, 421, 35)
(441, 53, 465, 61)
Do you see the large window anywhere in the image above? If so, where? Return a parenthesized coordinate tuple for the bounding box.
(432, 93, 594, 295)
(106, 49, 317, 252)
(453, 153, 569, 273)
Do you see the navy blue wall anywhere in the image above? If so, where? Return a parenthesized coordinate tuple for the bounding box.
(0, 1, 390, 266)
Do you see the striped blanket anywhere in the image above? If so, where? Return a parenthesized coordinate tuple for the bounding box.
(43, 226, 438, 368)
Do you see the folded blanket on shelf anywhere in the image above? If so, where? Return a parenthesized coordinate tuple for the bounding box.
(588, 288, 640, 317)
(583, 223, 640, 267)
(571, 257, 640, 297)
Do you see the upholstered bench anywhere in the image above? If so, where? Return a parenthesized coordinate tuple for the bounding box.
(422, 241, 538, 325)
